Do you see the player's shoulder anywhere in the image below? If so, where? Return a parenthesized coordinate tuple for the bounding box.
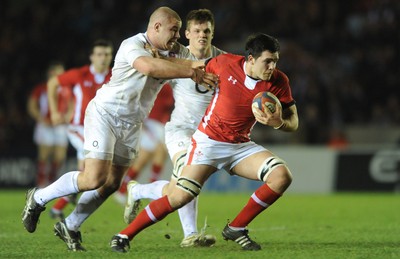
(121, 33, 145, 46)
(272, 69, 290, 84)
(211, 53, 243, 66)
(170, 42, 191, 58)
(70, 65, 90, 74)
(118, 33, 147, 53)
(31, 82, 46, 94)
(210, 45, 227, 57)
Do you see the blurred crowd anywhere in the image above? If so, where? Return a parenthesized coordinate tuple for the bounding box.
(0, 0, 399, 152)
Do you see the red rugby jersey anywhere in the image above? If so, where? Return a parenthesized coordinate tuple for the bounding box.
(30, 82, 72, 122)
(199, 53, 294, 143)
(57, 65, 111, 126)
(148, 83, 174, 124)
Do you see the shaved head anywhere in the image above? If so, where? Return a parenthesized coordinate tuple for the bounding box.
(148, 7, 181, 28)
(146, 7, 182, 50)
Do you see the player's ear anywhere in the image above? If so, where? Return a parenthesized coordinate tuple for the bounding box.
(247, 54, 255, 65)
(154, 22, 161, 32)
(185, 29, 190, 39)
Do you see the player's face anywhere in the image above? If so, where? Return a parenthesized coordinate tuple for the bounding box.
(90, 46, 113, 72)
(48, 65, 65, 78)
(156, 18, 181, 50)
(251, 50, 279, 81)
(185, 21, 213, 51)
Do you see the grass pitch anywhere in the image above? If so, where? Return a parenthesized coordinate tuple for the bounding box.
(1, 190, 399, 258)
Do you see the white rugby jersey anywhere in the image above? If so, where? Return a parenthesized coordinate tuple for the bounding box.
(94, 33, 191, 123)
(167, 45, 225, 130)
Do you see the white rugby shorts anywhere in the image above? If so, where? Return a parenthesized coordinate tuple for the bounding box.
(165, 123, 195, 160)
(33, 122, 68, 146)
(186, 130, 266, 172)
(83, 100, 141, 166)
(67, 124, 85, 161)
(140, 118, 165, 151)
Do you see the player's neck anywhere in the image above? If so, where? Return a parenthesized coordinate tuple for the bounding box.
(189, 46, 211, 60)
(244, 61, 259, 80)
(91, 64, 108, 74)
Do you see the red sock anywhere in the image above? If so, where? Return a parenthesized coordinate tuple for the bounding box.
(230, 184, 281, 228)
(149, 164, 162, 182)
(119, 168, 139, 194)
(127, 167, 139, 179)
(52, 196, 70, 210)
(120, 196, 173, 240)
(36, 161, 47, 187)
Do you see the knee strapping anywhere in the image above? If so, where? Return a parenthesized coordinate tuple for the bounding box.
(172, 153, 186, 179)
(176, 177, 202, 197)
(257, 156, 287, 182)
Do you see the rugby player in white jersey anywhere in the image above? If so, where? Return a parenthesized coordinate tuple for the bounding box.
(123, 9, 225, 248)
(21, 6, 218, 252)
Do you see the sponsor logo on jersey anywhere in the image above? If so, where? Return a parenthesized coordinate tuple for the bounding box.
(228, 75, 237, 85)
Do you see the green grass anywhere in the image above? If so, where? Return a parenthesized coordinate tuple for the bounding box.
(1, 190, 400, 258)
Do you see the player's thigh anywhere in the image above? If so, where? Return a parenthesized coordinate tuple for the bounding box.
(232, 150, 274, 180)
(80, 158, 112, 187)
(37, 145, 53, 160)
(165, 125, 193, 160)
(53, 145, 68, 162)
(132, 148, 153, 170)
(153, 143, 167, 164)
(181, 164, 216, 187)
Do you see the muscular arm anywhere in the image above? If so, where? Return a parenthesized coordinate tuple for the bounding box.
(279, 104, 299, 132)
(133, 56, 194, 79)
(133, 56, 217, 87)
(253, 103, 299, 132)
(164, 57, 204, 68)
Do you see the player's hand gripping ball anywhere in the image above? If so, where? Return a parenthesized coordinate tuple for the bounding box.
(252, 91, 280, 113)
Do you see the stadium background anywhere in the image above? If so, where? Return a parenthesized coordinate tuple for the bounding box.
(0, 0, 399, 192)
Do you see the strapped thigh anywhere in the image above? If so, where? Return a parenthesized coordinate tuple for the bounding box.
(257, 156, 287, 182)
(172, 153, 187, 180)
(176, 176, 202, 197)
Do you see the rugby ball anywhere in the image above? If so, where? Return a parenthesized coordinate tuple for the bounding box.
(252, 91, 280, 113)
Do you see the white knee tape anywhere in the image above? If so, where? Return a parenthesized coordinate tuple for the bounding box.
(177, 177, 202, 197)
(172, 153, 186, 180)
(257, 156, 286, 182)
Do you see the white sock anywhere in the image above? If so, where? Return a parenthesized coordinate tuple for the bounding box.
(65, 189, 105, 232)
(134, 180, 168, 200)
(178, 196, 198, 237)
(34, 171, 80, 206)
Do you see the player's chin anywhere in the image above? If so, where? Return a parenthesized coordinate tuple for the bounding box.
(261, 74, 272, 81)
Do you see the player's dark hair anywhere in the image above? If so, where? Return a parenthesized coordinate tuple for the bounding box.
(185, 9, 215, 30)
(91, 39, 114, 53)
(245, 33, 280, 60)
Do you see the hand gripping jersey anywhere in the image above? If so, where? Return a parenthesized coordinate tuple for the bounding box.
(167, 45, 225, 131)
(58, 65, 111, 126)
(199, 53, 295, 143)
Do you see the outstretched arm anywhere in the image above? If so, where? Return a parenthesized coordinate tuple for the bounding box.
(133, 56, 217, 88)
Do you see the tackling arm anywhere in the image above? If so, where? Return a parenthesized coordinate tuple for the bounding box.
(133, 56, 217, 88)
